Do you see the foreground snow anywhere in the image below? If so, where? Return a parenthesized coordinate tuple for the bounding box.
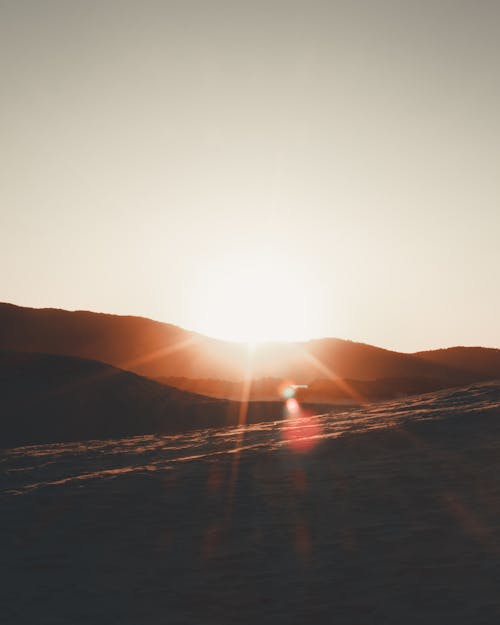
(3, 382, 500, 624)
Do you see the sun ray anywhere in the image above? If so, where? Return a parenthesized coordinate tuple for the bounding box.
(225, 343, 255, 521)
(19, 336, 202, 414)
(301, 350, 369, 406)
(118, 335, 200, 371)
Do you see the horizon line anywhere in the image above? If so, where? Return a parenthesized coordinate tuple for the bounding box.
(1, 300, 499, 355)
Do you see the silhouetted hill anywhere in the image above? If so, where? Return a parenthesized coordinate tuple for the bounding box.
(302, 337, 476, 384)
(415, 346, 500, 379)
(0, 303, 494, 393)
(5, 381, 500, 624)
(160, 375, 450, 402)
(0, 351, 308, 448)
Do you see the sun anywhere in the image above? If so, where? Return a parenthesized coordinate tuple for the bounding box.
(186, 248, 324, 343)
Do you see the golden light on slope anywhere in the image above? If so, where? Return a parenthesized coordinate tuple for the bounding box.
(187, 248, 325, 343)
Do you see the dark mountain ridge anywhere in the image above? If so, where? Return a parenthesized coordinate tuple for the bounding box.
(2, 303, 498, 390)
(416, 346, 500, 378)
(160, 374, 453, 403)
(0, 351, 335, 448)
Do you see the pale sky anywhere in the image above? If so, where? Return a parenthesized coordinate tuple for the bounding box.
(1, 0, 499, 350)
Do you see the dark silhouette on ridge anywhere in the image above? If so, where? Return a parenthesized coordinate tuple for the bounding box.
(0, 351, 334, 448)
(1, 303, 498, 398)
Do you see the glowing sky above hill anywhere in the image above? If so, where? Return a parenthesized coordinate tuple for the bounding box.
(1, 1, 500, 349)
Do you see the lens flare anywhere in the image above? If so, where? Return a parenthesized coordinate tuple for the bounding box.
(278, 380, 296, 400)
(282, 410, 322, 452)
(281, 394, 323, 453)
(285, 397, 300, 415)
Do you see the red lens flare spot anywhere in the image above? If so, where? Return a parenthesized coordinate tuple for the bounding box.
(285, 397, 300, 415)
(281, 407, 322, 453)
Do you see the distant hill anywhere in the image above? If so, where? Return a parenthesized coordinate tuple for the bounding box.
(160, 375, 452, 403)
(1, 303, 495, 391)
(415, 347, 500, 379)
(0, 351, 309, 448)
(0, 302, 251, 381)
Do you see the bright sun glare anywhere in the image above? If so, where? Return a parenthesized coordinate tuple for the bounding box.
(188, 250, 325, 343)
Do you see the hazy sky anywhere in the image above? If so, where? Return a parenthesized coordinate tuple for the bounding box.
(1, 0, 499, 350)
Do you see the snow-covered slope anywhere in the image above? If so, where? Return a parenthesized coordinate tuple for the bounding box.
(3, 381, 500, 624)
